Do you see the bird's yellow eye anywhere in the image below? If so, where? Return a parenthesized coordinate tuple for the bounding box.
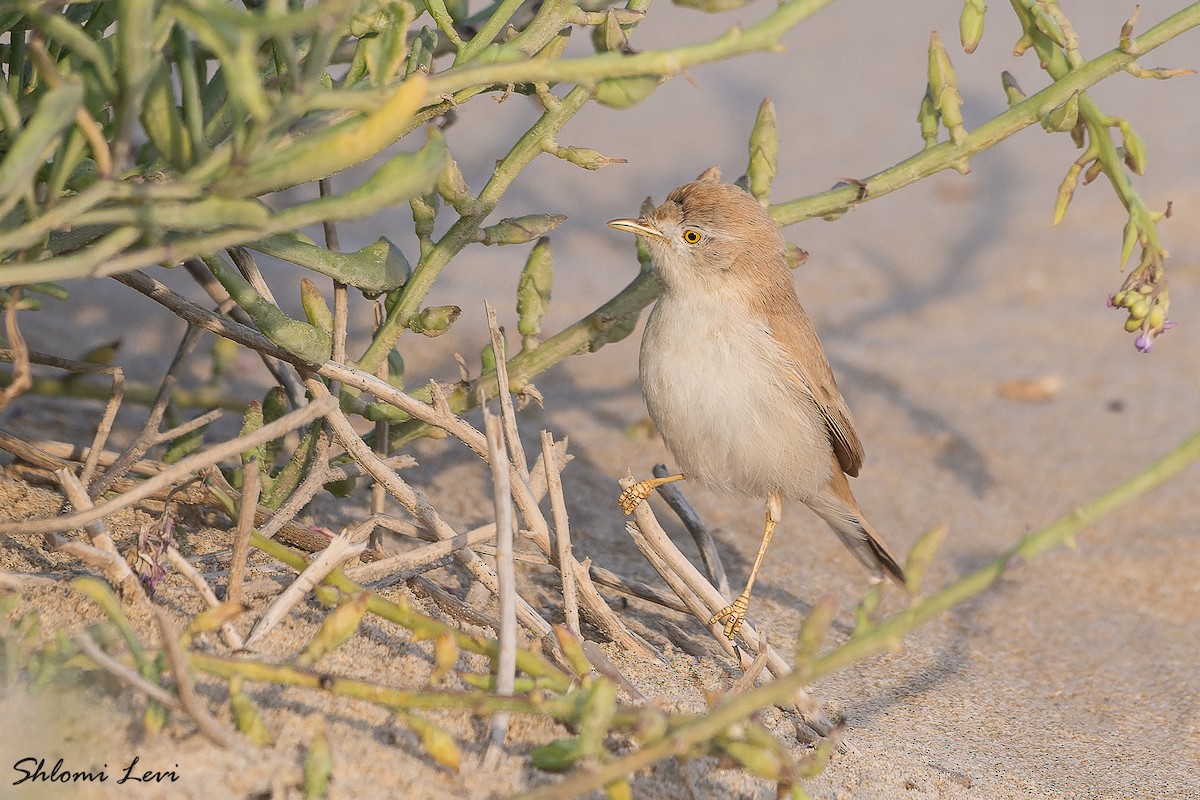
(681, 228, 702, 245)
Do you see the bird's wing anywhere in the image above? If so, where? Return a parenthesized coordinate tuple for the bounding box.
(767, 308, 865, 477)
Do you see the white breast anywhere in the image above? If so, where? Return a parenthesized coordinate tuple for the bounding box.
(639, 292, 832, 501)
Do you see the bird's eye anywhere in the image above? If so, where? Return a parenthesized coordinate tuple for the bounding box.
(681, 228, 702, 245)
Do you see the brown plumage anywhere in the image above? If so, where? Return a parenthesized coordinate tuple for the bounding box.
(610, 170, 905, 639)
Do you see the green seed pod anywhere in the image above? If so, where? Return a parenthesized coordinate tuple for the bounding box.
(959, 0, 986, 54)
(1031, 6, 1067, 47)
(794, 594, 836, 670)
(386, 349, 406, 390)
(746, 97, 779, 202)
(722, 740, 785, 781)
(230, 678, 272, 745)
(480, 214, 567, 246)
(902, 523, 949, 596)
(917, 89, 940, 148)
(552, 625, 592, 678)
(1124, 315, 1144, 333)
(411, 193, 438, 241)
(1111, 291, 1128, 308)
(1120, 218, 1138, 270)
(437, 157, 476, 214)
(300, 279, 334, 333)
(928, 32, 967, 143)
(1147, 304, 1165, 330)
(1128, 298, 1150, 321)
(517, 237, 554, 344)
(1053, 161, 1081, 225)
(298, 591, 370, 666)
(408, 713, 461, 771)
(556, 146, 626, 170)
(257, 389, 285, 430)
(431, 631, 458, 682)
(1083, 159, 1103, 185)
(304, 728, 333, 800)
(1000, 71, 1025, 107)
(531, 737, 584, 771)
(593, 75, 658, 109)
(407, 305, 461, 337)
(1119, 121, 1147, 175)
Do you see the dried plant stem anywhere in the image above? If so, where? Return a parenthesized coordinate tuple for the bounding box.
(249, 532, 571, 690)
(482, 401, 516, 768)
(164, 547, 244, 650)
(344, 525, 499, 584)
(72, 631, 182, 711)
(153, 608, 241, 748)
(651, 463, 730, 598)
(91, 324, 206, 497)
(542, 431, 579, 636)
(227, 456, 260, 609)
(55, 468, 145, 600)
(244, 531, 367, 650)
(0, 396, 337, 536)
(307, 377, 555, 638)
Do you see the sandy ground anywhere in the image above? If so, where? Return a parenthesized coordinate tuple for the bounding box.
(3, 2, 1200, 798)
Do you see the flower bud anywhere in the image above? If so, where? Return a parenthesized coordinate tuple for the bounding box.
(1125, 315, 1144, 333)
(407, 305, 461, 337)
(298, 591, 370, 666)
(959, 0, 986, 54)
(1000, 71, 1025, 107)
(917, 89, 940, 148)
(746, 97, 779, 202)
(928, 32, 967, 143)
(300, 278, 334, 333)
(431, 631, 458, 682)
(593, 75, 658, 109)
(517, 238, 554, 341)
(556, 146, 626, 171)
(1119, 120, 1147, 175)
(480, 214, 566, 246)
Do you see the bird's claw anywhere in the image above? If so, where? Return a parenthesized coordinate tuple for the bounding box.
(618, 481, 654, 515)
(709, 595, 750, 640)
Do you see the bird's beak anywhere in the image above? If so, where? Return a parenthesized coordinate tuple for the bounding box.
(607, 218, 665, 240)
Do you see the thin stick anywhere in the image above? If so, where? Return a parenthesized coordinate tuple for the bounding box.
(244, 531, 367, 650)
(307, 378, 554, 638)
(80, 364, 124, 487)
(482, 399, 516, 770)
(0, 289, 31, 412)
(651, 463, 730, 598)
(91, 323, 206, 497)
(587, 565, 689, 614)
(0, 396, 337, 536)
(55, 469, 145, 600)
(344, 525, 499, 584)
(541, 430, 579, 635)
(73, 631, 182, 711)
(0, 431, 162, 476)
(625, 489, 829, 734)
(486, 301, 529, 476)
(409, 576, 500, 631)
(153, 608, 241, 748)
(165, 547, 244, 650)
(149, 408, 224, 447)
(227, 455, 260, 609)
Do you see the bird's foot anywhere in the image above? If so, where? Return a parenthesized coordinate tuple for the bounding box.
(709, 593, 751, 640)
(618, 480, 655, 515)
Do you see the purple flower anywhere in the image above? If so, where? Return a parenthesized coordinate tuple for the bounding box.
(1135, 334, 1153, 353)
(1106, 294, 1117, 308)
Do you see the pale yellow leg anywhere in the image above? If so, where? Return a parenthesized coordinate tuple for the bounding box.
(618, 473, 684, 515)
(710, 493, 782, 640)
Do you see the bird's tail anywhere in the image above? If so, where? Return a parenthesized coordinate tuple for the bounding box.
(809, 463, 906, 586)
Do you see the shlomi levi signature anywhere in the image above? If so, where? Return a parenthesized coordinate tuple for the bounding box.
(12, 756, 179, 785)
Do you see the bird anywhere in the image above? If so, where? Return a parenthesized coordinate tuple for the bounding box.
(607, 168, 906, 640)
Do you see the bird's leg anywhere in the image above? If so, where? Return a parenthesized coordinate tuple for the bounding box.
(618, 473, 684, 515)
(710, 492, 782, 640)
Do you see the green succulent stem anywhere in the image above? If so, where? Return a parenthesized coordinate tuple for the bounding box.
(768, 3, 1200, 226)
(515, 422, 1200, 800)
